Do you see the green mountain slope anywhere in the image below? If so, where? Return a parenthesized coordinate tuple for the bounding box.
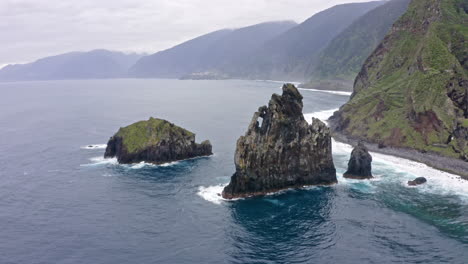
(129, 2, 383, 81)
(237, 1, 383, 81)
(304, 0, 411, 91)
(331, 0, 468, 160)
(129, 22, 297, 78)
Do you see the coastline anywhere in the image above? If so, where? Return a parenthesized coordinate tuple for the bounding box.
(329, 127, 468, 180)
(298, 87, 352, 96)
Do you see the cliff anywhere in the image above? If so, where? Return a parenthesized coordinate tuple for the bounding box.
(304, 0, 411, 91)
(331, 0, 468, 161)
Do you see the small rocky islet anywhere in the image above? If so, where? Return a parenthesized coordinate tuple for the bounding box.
(344, 142, 373, 180)
(222, 84, 337, 199)
(104, 117, 212, 164)
(408, 177, 427, 186)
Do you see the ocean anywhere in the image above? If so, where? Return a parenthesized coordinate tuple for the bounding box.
(0, 79, 467, 263)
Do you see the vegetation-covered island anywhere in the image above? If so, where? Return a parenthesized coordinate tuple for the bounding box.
(104, 118, 212, 164)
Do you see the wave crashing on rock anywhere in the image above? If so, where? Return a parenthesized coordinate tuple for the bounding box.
(222, 84, 337, 199)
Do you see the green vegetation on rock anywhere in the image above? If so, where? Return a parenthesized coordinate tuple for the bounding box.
(115, 118, 195, 154)
(333, 0, 468, 160)
(105, 117, 212, 164)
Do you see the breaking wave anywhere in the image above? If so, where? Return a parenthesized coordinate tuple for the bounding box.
(197, 185, 228, 205)
(304, 108, 338, 125)
(80, 156, 118, 167)
(306, 109, 468, 202)
(198, 108, 468, 205)
(298, 88, 352, 96)
(81, 154, 212, 169)
(124, 160, 180, 169)
(81, 144, 107, 150)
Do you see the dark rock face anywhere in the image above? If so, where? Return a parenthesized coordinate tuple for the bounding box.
(408, 177, 427, 186)
(222, 84, 337, 199)
(344, 142, 373, 179)
(104, 117, 212, 164)
(330, 0, 468, 161)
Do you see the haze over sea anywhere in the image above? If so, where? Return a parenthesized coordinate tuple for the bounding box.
(0, 79, 467, 263)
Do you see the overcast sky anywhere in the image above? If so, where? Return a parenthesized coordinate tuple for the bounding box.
(1, 0, 376, 66)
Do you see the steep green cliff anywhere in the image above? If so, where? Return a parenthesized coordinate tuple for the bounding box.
(332, 0, 468, 160)
(304, 0, 411, 91)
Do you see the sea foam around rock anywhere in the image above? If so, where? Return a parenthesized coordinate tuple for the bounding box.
(312, 110, 468, 203)
(199, 108, 468, 204)
(81, 144, 107, 150)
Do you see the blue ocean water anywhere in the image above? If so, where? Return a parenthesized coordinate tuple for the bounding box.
(0, 79, 467, 264)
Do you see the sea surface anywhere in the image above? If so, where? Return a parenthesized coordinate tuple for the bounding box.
(0, 79, 467, 264)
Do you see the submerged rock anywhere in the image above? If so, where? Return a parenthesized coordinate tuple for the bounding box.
(222, 84, 337, 199)
(344, 142, 373, 179)
(104, 117, 212, 164)
(408, 177, 427, 186)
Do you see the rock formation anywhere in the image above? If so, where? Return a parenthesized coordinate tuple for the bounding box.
(104, 117, 212, 164)
(222, 84, 337, 199)
(344, 142, 373, 179)
(408, 177, 427, 186)
(330, 0, 468, 161)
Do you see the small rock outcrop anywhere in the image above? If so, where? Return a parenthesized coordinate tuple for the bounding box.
(222, 84, 337, 199)
(408, 177, 427, 186)
(343, 142, 373, 179)
(104, 117, 212, 164)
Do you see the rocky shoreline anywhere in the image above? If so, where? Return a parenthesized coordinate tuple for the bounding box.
(329, 120, 468, 180)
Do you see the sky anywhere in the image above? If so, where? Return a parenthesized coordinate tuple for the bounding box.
(1, 0, 377, 65)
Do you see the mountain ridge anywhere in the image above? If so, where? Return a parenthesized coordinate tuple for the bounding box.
(0, 49, 144, 81)
(129, 21, 298, 78)
(129, 1, 385, 81)
(236, 1, 385, 81)
(303, 0, 411, 91)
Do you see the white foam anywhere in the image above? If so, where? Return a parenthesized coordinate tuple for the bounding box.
(81, 156, 118, 166)
(298, 88, 352, 96)
(198, 183, 331, 204)
(126, 162, 156, 169)
(370, 149, 468, 201)
(123, 160, 180, 169)
(197, 109, 468, 204)
(159, 161, 181, 167)
(81, 144, 107, 150)
(304, 109, 468, 202)
(197, 184, 229, 205)
(81, 155, 208, 168)
(304, 108, 338, 125)
(256, 80, 302, 86)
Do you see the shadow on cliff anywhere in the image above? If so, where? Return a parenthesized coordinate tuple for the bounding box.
(224, 186, 337, 263)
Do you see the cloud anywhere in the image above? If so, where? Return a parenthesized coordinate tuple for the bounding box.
(0, 0, 378, 65)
